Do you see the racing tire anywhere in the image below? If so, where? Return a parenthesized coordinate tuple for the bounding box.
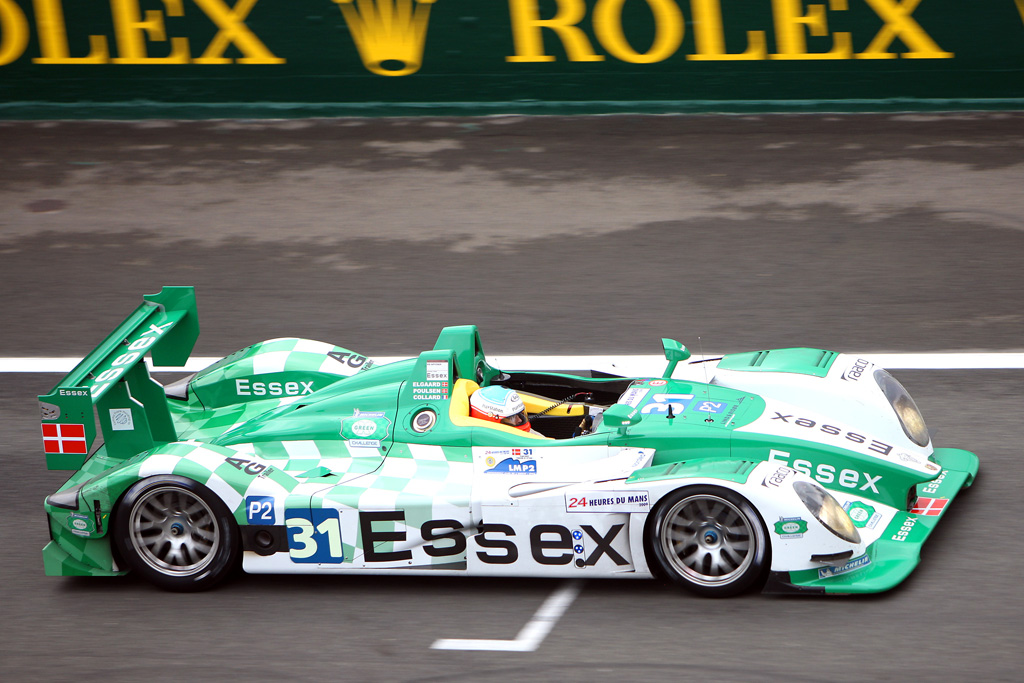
(646, 486, 769, 598)
(113, 476, 240, 592)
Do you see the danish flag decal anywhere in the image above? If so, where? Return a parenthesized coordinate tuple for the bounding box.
(42, 423, 88, 455)
(911, 497, 949, 516)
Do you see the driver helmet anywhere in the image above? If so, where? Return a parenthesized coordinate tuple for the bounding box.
(470, 386, 531, 432)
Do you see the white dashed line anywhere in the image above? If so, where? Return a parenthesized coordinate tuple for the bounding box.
(431, 580, 583, 652)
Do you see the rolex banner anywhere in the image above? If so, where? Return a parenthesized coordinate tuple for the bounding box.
(1, 1, 1022, 117)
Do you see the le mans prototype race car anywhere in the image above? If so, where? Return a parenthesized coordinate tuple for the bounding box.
(40, 288, 978, 596)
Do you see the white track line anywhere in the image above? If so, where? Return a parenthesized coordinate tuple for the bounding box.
(431, 580, 583, 652)
(4, 353, 1024, 374)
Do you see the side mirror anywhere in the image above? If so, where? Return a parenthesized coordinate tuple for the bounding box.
(661, 338, 691, 378)
(602, 403, 643, 436)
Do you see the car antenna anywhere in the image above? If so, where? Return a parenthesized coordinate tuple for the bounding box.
(698, 336, 715, 423)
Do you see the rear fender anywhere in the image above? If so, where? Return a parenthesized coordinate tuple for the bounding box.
(56, 442, 291, 540)
(44, 441, 298, 576)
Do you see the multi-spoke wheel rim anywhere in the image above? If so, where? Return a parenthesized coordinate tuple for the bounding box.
(659, 494, 755, 587)
(128, 486, 220, 577)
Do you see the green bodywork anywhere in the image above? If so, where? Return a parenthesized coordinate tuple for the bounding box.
(40, 287, 978, 593)
(779, 448, 979, 594)
(717, 348, 839, 377)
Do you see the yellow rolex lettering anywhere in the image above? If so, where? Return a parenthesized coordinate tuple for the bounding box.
(592, 0, 683, 64)
(110, 0, 189, 64)
(507, 0, 603, 63)
(688, 0, 766, 61)
(0, 0, 30, 65)
(770, 0, 851, 60)
(193, 0, 284, 64)
(32, 0, 110, 63)
(857, 0, 952, 59)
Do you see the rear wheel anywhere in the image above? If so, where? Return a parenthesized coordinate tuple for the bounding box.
(114, 476, 239, 591)
(647, 486, 768, 597)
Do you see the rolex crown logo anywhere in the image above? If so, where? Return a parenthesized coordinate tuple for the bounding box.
(333, 0, 437, 77)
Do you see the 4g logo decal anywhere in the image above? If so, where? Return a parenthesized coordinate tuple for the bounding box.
(329, 351, 370, 369)
(223, 456, 272, 477)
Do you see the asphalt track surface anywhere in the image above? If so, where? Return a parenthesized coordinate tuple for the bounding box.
(2, 114, 1023, 681)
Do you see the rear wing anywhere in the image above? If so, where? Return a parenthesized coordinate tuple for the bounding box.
(38, 287, 199, 470)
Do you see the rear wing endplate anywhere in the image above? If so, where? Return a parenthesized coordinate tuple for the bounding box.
(38, 287, 199, 470)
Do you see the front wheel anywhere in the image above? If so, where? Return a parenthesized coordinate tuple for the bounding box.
(113, 476, 239, 591)
(646, 486, 769, 598)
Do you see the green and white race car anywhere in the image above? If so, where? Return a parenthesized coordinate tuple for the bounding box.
(40, 287, 978, 596)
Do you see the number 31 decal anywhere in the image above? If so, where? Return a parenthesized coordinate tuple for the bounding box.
(285, 509, 344, 563)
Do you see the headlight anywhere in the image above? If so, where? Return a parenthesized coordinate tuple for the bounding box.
(874, 369, 930, 447)
(794, 481, 862, 544)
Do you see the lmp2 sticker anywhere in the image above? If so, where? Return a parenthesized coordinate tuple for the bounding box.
(486, 456, 537, 474)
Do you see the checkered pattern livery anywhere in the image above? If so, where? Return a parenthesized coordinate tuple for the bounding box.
(318, 443, 474, 567)
(44, 432, 480, 573)
(44, 516, 119, 577)
(42, 291, 980, 592)
(187, 338, 375, 410)
(171, 397, 301, 442)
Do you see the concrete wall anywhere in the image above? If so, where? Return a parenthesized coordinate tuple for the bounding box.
(1, 0, 1023, 117)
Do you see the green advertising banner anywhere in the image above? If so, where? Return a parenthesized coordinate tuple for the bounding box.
(1, 0, 1023, 117)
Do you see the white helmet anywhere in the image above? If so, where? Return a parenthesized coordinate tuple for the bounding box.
(469, 386, 531, 432)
